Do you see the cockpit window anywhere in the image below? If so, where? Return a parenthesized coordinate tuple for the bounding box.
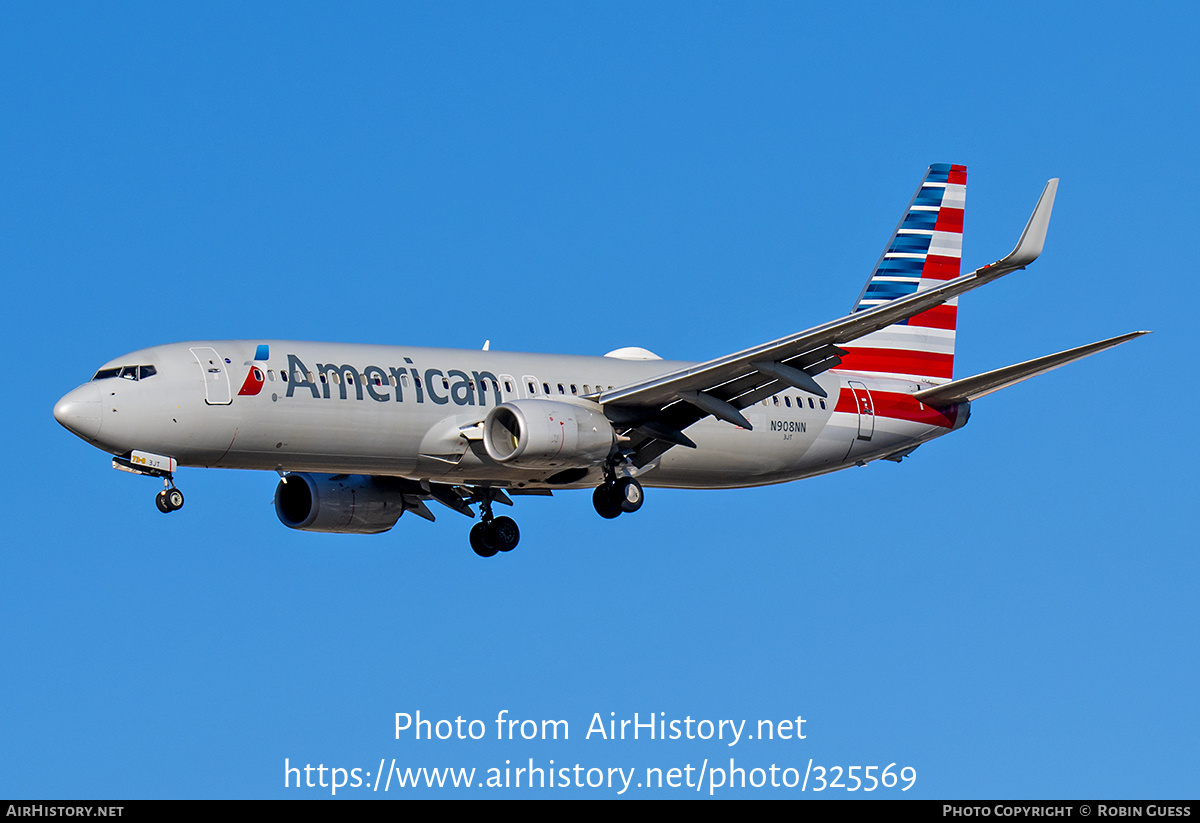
(92, 365, 157, 382)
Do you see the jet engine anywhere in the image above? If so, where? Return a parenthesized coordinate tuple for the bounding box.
(274, 473, 406, 534)
(483, 399, 615, 469)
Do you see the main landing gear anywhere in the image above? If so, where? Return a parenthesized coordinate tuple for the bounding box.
(154, 477, 185, 513)
(593, 475, 644, 520)
(469, 493, 520, 558)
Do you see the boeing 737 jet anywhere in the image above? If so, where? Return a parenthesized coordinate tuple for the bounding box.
(54, 165, 1146, 556)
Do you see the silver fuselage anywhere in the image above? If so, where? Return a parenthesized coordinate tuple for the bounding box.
(54, 340, 965, 491)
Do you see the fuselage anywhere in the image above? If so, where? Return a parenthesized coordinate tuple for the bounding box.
(53, 340, 967, 491)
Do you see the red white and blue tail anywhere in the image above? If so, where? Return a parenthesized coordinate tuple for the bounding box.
(839, 164, 966, 384)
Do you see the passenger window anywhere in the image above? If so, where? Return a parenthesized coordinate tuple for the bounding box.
(773, 396, 779, 406)
(808, 398, 814, 409)
(267, 370, 275, 381)
(570, 384, 577, 394)
(543, 383, 550, 395)
(819, 399, 826, 409)
(528, 382, 537, 394)
(784, 397, 791, 407)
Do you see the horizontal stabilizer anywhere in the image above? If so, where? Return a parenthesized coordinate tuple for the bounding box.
(913, 331, 1149, 407)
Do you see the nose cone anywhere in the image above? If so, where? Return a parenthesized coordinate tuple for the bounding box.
(54, 383, 103, 440)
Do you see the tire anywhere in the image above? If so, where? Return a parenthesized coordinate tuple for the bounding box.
(489, 516, 520, 552)
(593, 485, 623, 519)
(166, 488, 185, 510)
(470, 522, 499, 557)
(616, 477, 644, 513)
(155, 490, 172, 513)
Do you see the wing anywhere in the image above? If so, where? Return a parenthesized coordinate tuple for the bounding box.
(598, 178, 1060, 467)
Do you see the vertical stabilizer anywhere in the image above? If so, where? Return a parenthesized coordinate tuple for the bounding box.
(839, 163, 966, 384)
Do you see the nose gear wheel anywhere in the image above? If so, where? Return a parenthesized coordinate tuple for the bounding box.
(154, 476, 184, 513)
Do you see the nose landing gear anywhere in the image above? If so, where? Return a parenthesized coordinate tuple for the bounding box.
(112, 451, 184, 514)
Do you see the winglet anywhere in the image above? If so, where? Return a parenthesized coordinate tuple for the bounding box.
(980, 178, 1058, 279)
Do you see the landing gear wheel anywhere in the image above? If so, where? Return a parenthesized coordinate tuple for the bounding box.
(615, 477, 643, 513)
(489, 516, 520, 552)
(470, 522, 499, 557)
(166, 488, 184, 511)
(155, 490, 172, 513)
(593, 485, 623, 519)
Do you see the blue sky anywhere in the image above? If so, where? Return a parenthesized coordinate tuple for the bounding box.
(2, 3, 1195, 798)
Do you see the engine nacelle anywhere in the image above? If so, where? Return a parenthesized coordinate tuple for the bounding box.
(274, 473, 406, 534)
(483, 399, 615, 469)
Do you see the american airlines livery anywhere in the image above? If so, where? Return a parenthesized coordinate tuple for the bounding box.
(54, 165, 1146, 557)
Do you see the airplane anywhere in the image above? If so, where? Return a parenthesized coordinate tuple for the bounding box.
(53, 164, 1147, 557)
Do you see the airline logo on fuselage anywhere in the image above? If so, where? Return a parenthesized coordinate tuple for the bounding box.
(237, 344, 271, 397)
(281, 354, 501, 407)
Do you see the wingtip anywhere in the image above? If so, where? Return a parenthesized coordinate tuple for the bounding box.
(1000, 177, 1059, 269)
(1100, 330, 1152, 349)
